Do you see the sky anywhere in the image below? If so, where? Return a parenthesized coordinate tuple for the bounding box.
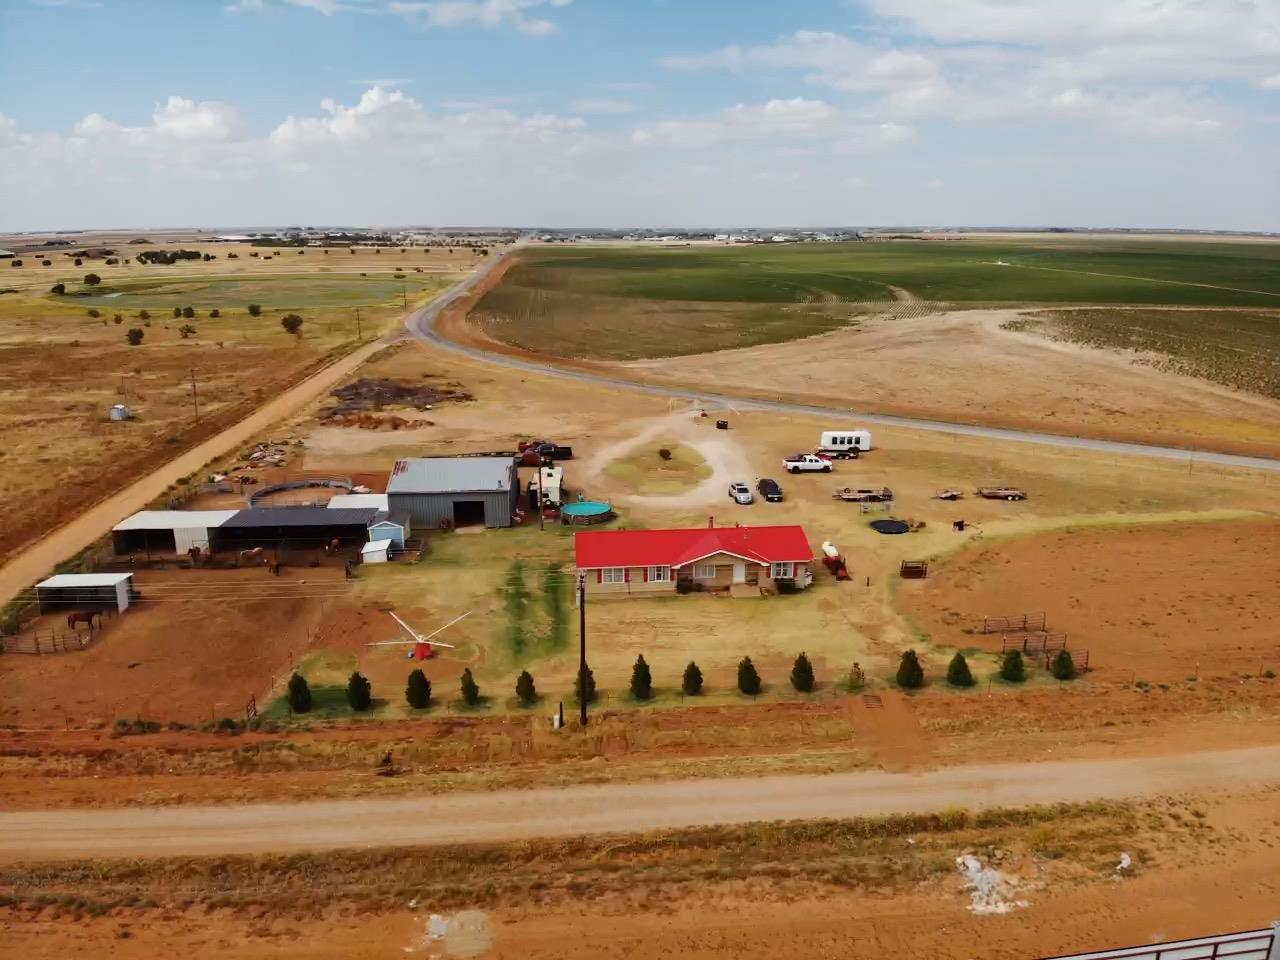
(0, 0, 1278, 231)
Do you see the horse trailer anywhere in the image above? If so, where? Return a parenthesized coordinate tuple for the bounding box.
(818, 430, 872, 456)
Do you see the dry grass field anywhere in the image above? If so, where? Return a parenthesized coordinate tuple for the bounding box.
(0, 241, 469, 557)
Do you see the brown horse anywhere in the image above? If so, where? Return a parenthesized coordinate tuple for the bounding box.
(267, 561, 284, 576)
(67, 611, 99, 630)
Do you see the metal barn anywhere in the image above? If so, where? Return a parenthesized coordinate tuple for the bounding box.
(112, 510, 239, 555)
(386, 456, 520, 529)
(36, 573, 134, 613)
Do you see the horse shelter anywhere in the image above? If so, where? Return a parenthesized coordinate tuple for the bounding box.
(36, 573, 134, 614)
(111, 510, 239, 556)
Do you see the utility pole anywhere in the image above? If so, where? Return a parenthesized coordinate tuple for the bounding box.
(354, 306, 362, 340)
(190, 368, 199, 420)
(535, 464, 544, 531)
(578, 573, 588, 728)
(401, 284, 408, 309)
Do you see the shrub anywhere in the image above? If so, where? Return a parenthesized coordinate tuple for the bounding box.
(216, 716, 239, 732)
(947, 652, 975, 687)
(50, 282, 65, 295)
(896, 650, 925, 689)
(460, 668, 480, 707)
(113, 312, 122, 323)
(682, 661, 703, 696)
(347, 671, 372, 711)
(178, 323, 197, 338)
(86, 308, 100, 318)
(248, 303, 262, 317)
(1051, 649, 1076, 681)
(125, 328, 144, 346)
(515, 669, 537, 706)
(181, 306, 195, 319)
(406, 669, 432, 709)
(172, 306, 181, 318)
(1000, 650, 1026, 683)
(737, 657, 761, 696)
(658, 448, 672, 460)
(281, 313, 304, 335)
(74, 258, 82, 266)
(790, 652, 815, 693)
(630, 654, 653, 700)
(846, 661, 866, 692)
(138, 309, 150, 320)
(574, 664, 597, 705)
(41, 259, 51, 267)
(209, 308, 220, 318)
(287, 673, 312, 713)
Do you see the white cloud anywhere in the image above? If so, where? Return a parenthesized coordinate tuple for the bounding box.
(571, 98, 637, 115)
(1049, 87, 1222, 138)
(388, 0, 571, 34)
(872, 122, 916, 145)
(72, 97, 239, 142)
(1261, 74, 1280, 90)
(270, 86, 426, 145)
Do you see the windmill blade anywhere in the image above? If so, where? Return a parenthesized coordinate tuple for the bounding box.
(367, 639, 418, 646)
(418, 610, 472, 643)
(388, 610, 426, 642)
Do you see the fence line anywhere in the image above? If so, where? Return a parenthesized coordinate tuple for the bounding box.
(1038, 921, 1278, 960)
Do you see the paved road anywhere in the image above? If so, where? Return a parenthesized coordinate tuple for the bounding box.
(407, 250, 1280, 474)
(5, 745, 1280, 862)
(0, 267, 491, 609)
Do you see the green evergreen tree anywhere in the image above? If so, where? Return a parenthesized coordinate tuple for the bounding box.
(405, 669, 432, 708)
(515, 670, 537, 706)
(346, 671, 372, 711)
(947, 652, 975, 688)
(459, 668, 480, 707)
(682, 661, 704, 696)
(287, 672, 312, 713)
(737, 657, 762, 696)
(574, 663, 597, 705)
(1000, 650, 1026, 683)
(630, 654, 653, 700)
(790, 652, 815, 693)
(896, 650, 925, 690)
(1051, 649, 1076, 681)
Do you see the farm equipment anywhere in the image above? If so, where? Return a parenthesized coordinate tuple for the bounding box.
(821, 540, 850, 580)
(977, 486, 1027, 501)
(832, 486, 894, 503)
(934, 488, 964, 501)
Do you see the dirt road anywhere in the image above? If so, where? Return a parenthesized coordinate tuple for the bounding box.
(5, 744, 1280, 862)
(0, 256, 505, 609)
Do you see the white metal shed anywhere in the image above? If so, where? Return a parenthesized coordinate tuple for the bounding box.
(112, 510, 239, 554)
(36, 573, 134, 613)
(361, 539, 392, 564)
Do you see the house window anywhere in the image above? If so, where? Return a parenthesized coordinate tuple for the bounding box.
(771, 562, 794, 579)
(648, 566, 671, 583)
(693, 563, 717, 579)
(602, 567, 625, 584)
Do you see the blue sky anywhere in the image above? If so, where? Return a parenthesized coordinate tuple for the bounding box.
(1, 0, 1277, 231)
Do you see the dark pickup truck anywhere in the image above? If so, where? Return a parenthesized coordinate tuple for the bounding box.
(517, 440, 574, 464)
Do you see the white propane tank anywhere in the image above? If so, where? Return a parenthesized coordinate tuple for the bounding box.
(822, 540, 840, 560)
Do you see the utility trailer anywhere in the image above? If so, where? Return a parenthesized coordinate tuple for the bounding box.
(832, 486, 894, 503)
(976, 486, 1027, 501)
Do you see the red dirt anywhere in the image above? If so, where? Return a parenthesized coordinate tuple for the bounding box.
(897, 518, 1280, 681)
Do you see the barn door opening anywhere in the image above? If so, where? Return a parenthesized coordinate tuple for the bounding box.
(452, 500, 486, 527)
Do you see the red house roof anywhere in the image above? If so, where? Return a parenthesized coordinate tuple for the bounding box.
(575, 525, 812, 569)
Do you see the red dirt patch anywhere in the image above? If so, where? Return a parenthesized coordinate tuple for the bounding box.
(897, 518, 1280, 682)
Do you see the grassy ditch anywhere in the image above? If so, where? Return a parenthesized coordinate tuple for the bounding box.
(0, 800, 1155, 918)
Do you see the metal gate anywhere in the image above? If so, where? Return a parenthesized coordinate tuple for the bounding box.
(1041, 922, 1278, 960)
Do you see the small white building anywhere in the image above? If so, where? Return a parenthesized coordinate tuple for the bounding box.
(36, 572, 134, 613)
(109, 403, 131, 421)
(361, 538, 393, 564)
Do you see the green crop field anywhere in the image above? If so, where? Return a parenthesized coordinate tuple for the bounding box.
(473, 239, 1280, 361)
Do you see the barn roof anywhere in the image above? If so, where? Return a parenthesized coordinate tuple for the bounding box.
(37, 573, 133, 588)
(327, 493, 390, 511)
(221, 507, 380, 528)
(575, 525, 812, 569)
(113, 510, 239, 531)
(387, 456, 516, 494)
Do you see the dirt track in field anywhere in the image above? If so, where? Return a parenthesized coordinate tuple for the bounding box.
(5, 744, 1280, 862)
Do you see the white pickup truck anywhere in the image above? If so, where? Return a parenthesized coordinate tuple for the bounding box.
(783, 453, 832, 474)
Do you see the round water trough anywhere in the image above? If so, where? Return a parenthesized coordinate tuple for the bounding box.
(561, 499, 614, 525)
(869, 518, 910, 535)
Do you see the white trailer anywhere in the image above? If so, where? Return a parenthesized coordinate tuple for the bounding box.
(818, 430, 872, 457)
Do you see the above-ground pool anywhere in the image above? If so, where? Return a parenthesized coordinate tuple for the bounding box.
(561, 500, 614, 525)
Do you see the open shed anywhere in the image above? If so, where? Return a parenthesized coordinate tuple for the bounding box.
(214, 507, 380, 550)
(112, 510, 239, 555)
(36, 573, 134, 613)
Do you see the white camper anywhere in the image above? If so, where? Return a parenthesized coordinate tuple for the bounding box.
(818, 430, 872, 457)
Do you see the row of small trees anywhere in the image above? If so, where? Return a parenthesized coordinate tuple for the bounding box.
(282, 647, 1079, 716)
(897, 648, 1076, 689)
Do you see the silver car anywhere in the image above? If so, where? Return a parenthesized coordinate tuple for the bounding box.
(728, 482, 754, 505)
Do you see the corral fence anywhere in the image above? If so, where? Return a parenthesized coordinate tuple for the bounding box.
(975, 612, 1047, 634)
(0, 608, 114, 655)
(1039, 921, 1279, 960)
(247, 475, 353, 508)
(1000, 632, 1091, 672)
